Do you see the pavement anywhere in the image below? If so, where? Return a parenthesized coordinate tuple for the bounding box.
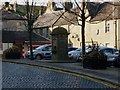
(2, 58, 120, 88)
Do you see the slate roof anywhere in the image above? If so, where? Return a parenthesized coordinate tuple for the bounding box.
(87, 2, 106, 19)
(33, 2, 103, 28)
(1, 10, 26, 20)
(2, 30, 50, 43)
(33, 9, 79, 28)
(90, 2, 120, 22)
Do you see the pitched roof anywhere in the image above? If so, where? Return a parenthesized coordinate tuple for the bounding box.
(33, 10, 79, 28)
(90, 2, 120, 22)
(1, 10, 26, 20)
(33, 2, 103, 28)
(87, 2, 106, 19)
(2, 30, 50, 43)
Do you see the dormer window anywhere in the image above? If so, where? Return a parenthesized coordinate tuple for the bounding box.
(52, 2, 57, 11)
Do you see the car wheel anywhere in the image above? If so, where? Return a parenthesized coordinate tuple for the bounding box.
(36, 54, 42, 60)
(107, 61, 112, 67)
(113, 59, 120, 68)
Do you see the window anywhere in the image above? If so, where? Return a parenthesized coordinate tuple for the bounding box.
(43, 46, 52, 51)
(105, 21, 110, 33)
(96, 29, 99, 35)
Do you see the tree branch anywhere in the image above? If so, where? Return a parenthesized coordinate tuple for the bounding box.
(107, 2, 120, 6)
(74, 0, 82, 13)
(52, 11, 65, 27)
(85, 14, 90, 19)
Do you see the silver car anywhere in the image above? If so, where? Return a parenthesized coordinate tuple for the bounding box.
(82, 46, 119, 67)
(68, 48, 82, 61)
(98, 47, 119, 66)
(25, 44, 52, 60)
(68, 46, 119, 64)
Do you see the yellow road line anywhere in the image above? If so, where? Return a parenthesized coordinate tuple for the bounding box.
(3, 61, 120, 89)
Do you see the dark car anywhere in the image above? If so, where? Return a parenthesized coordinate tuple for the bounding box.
(98, 47, 119, 67)
(68, 47, 78, 52)
(113, 50, 120, 67)
(83, 46, 119, 67)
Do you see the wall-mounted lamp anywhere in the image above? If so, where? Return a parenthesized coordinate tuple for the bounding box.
(71, 33, 79, 38)
(77, 38, 80, 41)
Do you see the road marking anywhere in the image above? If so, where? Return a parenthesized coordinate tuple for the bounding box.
(3, 61, 120, 89)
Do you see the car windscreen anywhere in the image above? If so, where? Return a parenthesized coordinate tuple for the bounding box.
(68, 47, 78, 52)
(76, 48, 81, 51)
(35, 45, 47, 50)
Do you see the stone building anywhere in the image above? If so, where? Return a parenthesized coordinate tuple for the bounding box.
(34, 1, 120, 49)
(1, 2, 50, 58)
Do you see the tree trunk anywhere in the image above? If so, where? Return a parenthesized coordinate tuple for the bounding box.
(81, 2, 86, 57)
(26, 1, 34, 60)
(28, 23, 34, 60)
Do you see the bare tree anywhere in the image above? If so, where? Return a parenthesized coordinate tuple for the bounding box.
(63, 0, 90, 57)
(50, 0, 89, 57)
(79, 1, 86, 56)
(16, 1, 47, 60)
(63, 1, 120, 56)
(25, 1, 33, 60)
(25, 0, 40, 60)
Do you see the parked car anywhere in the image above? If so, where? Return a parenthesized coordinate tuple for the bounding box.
(81, 46, 119, 67)
(25, 44, 52, 60)
(68, 46, 120, 66)
(25, 45, 77, 60)
(114, 59, 120, 67)
(68, 47, 78, 52)
(113, 51, 120, 68)
(68, 48, 82, 61)
(68, 46, 90, 61)
(95, 47, 119, 67)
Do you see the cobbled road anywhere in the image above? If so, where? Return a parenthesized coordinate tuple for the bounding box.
(2, 62, 116, 89)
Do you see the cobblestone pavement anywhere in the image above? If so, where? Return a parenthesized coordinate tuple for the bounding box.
(2, 62, 116, 89)
(3, 59, 119, 85)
